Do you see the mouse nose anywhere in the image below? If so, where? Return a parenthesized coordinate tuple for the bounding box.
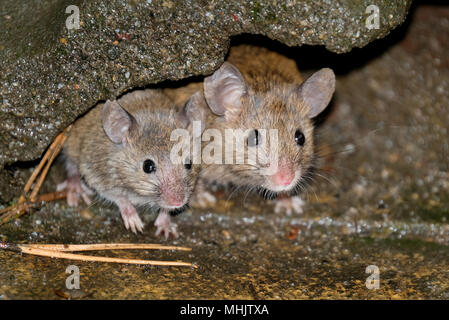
(273, 173, 293, 186)
(163, 192, 185, 207)
(159, 170, 187, 208)
(168, 198, 184, 207)
(271, 165, 294, 187)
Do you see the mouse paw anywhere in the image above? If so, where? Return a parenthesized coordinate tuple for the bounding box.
(57, 176, 92, 207)
(123, 212, 145, 234)
(117, 199, 144, 234)
(274, 195, 305, 216)
(154, 210, 179, 239)
(193, 190, 217, 208)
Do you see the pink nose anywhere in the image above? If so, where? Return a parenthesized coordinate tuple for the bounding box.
(275, 175, 293, 186)
(169, 199, 183, 206)
(272, 168, 294, 187)
(166, 196, 184, 207)
(161, 189, 185, 207)
(160, 176, 185, 207)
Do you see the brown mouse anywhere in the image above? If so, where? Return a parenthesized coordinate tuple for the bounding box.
(197, 45, 335, 214)
(57, 89, 205, 238)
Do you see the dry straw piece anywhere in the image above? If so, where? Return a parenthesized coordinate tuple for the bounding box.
(1, 127, 71, 225)
(0, 242, 196, 267)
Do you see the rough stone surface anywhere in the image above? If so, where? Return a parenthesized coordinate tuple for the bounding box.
(0, 4, 448, 299)
(0, 0, 412, 171)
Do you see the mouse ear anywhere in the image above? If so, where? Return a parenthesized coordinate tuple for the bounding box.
(203, 62, 247, 118)
(295, 68, 335, 118)
(102, 100, 136, 144)
(177, 91, 208, 138)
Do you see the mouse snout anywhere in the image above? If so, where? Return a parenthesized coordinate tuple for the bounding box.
(269, 160, 297, 190)
(272, 168, 294, 186)
(159, 174, 188, 209)
(162, 191, 185, 207)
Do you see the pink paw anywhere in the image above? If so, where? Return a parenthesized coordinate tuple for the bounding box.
(117, 199, 144, 234)
(274, 195, 305, 215)
(57, 176, 92, 207)
(123, 212, 145, 234)
(154, 210, 179, 239)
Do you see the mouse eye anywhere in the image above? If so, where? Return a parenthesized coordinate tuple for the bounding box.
(143, 159, 156, 174)
(247, 129, 260, 147)
(184, 158, 192, 170)
(295, 129, 305, 146)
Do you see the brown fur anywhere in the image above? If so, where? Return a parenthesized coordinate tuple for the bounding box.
(199, 45, 316, 195)
(63, 89, 200, 210)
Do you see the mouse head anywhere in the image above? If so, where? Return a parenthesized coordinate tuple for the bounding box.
(101, 92, 206, 210)
(203, 62, 335, 195)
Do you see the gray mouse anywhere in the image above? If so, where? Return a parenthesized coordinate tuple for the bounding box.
(57, 89, 205, 238)
(197, 45, 336, 214)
